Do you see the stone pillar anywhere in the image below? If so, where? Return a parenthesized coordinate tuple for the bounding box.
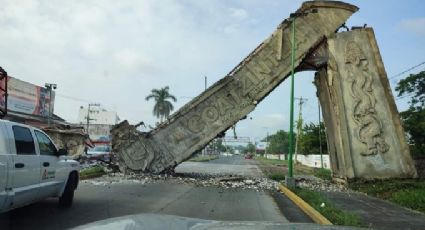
(315, 28, 417, 180)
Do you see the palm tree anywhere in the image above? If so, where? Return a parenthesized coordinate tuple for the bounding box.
(145, 86, 177, 122)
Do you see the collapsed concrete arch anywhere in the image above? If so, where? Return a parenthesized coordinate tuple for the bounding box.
(111, 1, 417, 180)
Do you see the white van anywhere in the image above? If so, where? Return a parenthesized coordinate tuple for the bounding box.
(0, 120, 80, 213)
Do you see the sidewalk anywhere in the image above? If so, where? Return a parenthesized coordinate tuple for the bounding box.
(322, 191, 425, 230)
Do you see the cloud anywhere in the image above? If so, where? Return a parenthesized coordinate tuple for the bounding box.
(229, 8, 248, 20)
(113, 49, 158, 74)
(261, 113, 286, 127)
(232, 112, 287, 140)
(397, 17, 425, 36)
(0, 0, 299, 140)
(220, 8, 250, 34)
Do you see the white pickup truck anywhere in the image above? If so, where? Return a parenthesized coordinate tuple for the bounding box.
(0, 120, 80, 213)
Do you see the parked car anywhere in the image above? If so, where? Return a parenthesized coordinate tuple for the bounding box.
(86, 145, 112, 163)
(0, 120, 80, 213)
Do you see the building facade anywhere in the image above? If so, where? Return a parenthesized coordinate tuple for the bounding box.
(77, 106, 119, 142)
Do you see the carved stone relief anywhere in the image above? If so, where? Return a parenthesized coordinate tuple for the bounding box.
(344, 41, 389, 156)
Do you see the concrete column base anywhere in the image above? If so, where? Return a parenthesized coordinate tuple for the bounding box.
(285, 177, 296, 188)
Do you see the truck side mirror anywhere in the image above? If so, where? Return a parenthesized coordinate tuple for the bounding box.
(57, 148, 68, 156)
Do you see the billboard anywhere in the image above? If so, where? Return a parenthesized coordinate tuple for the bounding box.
(0, 76, 54, 117)
(86, 124, 112, 142)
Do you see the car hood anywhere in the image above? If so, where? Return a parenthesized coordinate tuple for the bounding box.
(71, 214, 363, 230)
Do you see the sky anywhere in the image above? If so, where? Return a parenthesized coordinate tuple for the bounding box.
(0, 0, 424, 143)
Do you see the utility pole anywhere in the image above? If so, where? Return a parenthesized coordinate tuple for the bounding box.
(266, 130, 269, 156)
(262, 127, 269, 156)
(318, 99, 324, 168)
(287, 8, 317, 188)
(86, 103, 99, 136)
(294, 97, 307, 165)
(203, 75, 207, 156)
(44, 83, 57, 127)
(254, 139, 258, 156)
(288, 15, 296, 184)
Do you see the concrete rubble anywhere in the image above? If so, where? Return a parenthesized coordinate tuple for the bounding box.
(44, 127, 87, 158)
(83, 171, 279, 191)
(81, 169, 350, 193)
(295, 177, 349, 193)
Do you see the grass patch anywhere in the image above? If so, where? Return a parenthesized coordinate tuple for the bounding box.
(350, 179, 425, 213)
(293, 187, 364, 227)
(314, 168, 332, 181)
(268, 173, 286, 181)
(80, 165, 106, 180)
(188, 155, 219, 162)
(294, 163, 315, 175)
(254, 156, 287, 180)
(254, 156, 287, 166)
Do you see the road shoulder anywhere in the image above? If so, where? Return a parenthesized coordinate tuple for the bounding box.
(322, 191, 425, 230)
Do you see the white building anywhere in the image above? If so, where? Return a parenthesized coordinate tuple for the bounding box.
(78, 106, 119, 125)
(77, 105, 120, 141)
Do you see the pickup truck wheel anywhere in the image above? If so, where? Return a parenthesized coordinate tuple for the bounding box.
(59, 173, 76, 208)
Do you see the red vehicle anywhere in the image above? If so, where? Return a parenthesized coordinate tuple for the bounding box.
(86, 144, 112, 162)
(244, 153, 253, 159)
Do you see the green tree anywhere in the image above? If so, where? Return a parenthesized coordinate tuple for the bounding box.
(299, 122, 328, 155)
(145, 86, 177, 122)
(266, 130, 289, 155)
(209, 139, 226, 153)
(245, 142, 256, 154)
(395, 71, 425, 156)
(228, 146, 235, 154)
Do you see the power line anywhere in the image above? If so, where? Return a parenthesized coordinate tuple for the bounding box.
(390, 61, 425, 80)
(56, 93, 117, 112)
(396, 92, 415, 101)
(56, 93, 91, 103)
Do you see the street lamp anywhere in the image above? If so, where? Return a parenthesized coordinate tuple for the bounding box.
(287, 9, 318, 187)
(44, 83, 57, 127)
(318, 100, 324, 169)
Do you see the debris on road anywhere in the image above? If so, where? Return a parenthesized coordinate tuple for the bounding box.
(295, 177, 349, 193)
(81, 165, 351, 193)
(83, 172, 279, 191)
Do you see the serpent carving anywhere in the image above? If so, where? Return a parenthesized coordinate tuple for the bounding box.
(344, 41, 389, 156)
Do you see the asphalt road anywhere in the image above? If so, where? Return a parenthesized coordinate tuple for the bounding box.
(208, 154, 254, 165)
(0, 155, 291, 230)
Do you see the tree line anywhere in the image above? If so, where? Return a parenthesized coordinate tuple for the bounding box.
(258, 123, 327, 156)
(395, 70, 424, 157)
